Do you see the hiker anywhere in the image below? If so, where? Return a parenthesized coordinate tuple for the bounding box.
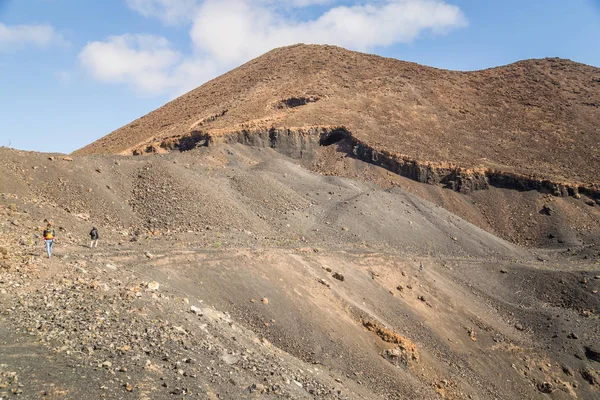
(43, 223, 55, 258)
(90, 226, 99, 248)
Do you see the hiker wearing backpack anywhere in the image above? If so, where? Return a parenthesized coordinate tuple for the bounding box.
(90, 226, 99, 248)
(43, 223, 55, 258)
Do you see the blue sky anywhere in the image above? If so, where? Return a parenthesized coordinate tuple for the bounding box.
(1, 0, 599, 154)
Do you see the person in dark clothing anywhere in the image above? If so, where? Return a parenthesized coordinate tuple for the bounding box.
(90, 226, 99, 248)
(43, 223, 55, 258)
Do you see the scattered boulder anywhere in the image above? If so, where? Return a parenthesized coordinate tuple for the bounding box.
(249, 383, 266, 393)
(362, 320, 419, 366)
(540, 204, 555, 216)
(468, 328, 477, 342)
(220, 353, 239, 365)
(332, 272, 344, 282)
(318, 278, 330, 288)
(585, 346, 600, 363)
(515, 323, 525, 331)
(581, 368, 599, 386)
(190, 305, 202, 315)
(562, 365, 574, 376)
(537, 382, 553, 393)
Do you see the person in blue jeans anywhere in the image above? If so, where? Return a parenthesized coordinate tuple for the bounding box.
(43, 224, 55, 258)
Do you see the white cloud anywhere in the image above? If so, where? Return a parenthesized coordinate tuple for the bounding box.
(0, 23, 67, 50)
(79, 34, 181, 94)
(190, 0, 467, 64)
(83, 0, 467, 95)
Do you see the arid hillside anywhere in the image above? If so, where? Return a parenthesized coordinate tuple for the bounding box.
(1, 146, 599, 399)
(74, 44, 600, 193)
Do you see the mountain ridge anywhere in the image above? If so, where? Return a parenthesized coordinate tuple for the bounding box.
(74, 44, 600, 189)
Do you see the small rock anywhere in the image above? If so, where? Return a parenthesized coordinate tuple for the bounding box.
(540, 204, 554, 216)
(125, 383, 133, 392)
(396, 285, 404, 292)
(62, 156, 73, 161)
(585, 346, 600, 363)
(146, 281, 160, 291)
(418, 295, 426, 302)
(468, 328, 477, 342)
(102, 361, 112, 369)
(568, 332, 579, 339)
(190, 305, 202, 315)
(250, 383, 266, 393)
(332, 272, 344, 282)
(581, 368, 599, 386)
(318, 278, 331, 288)
(261, 298, 268, 304)
(515, 323, 524, 331)
(537, 382, 553, 393)
(144, 252, 154, 259)
(562, 365, 574, 376)
(500, 269, 508, 274)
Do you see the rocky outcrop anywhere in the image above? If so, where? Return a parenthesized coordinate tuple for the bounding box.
(130, 127, 600, 201)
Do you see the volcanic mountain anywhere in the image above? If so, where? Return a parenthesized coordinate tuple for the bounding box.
(2, 46, 600, 399)
(75, 44, 600, 193)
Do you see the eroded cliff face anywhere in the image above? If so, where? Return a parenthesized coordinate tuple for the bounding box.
(130, 127, 600, 201)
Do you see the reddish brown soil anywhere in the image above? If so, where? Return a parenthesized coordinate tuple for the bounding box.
(74, 44, 600, 189)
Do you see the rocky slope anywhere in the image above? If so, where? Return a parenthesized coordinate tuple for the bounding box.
(1, 145, 599, 399)
(74, 44, 600, 195)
